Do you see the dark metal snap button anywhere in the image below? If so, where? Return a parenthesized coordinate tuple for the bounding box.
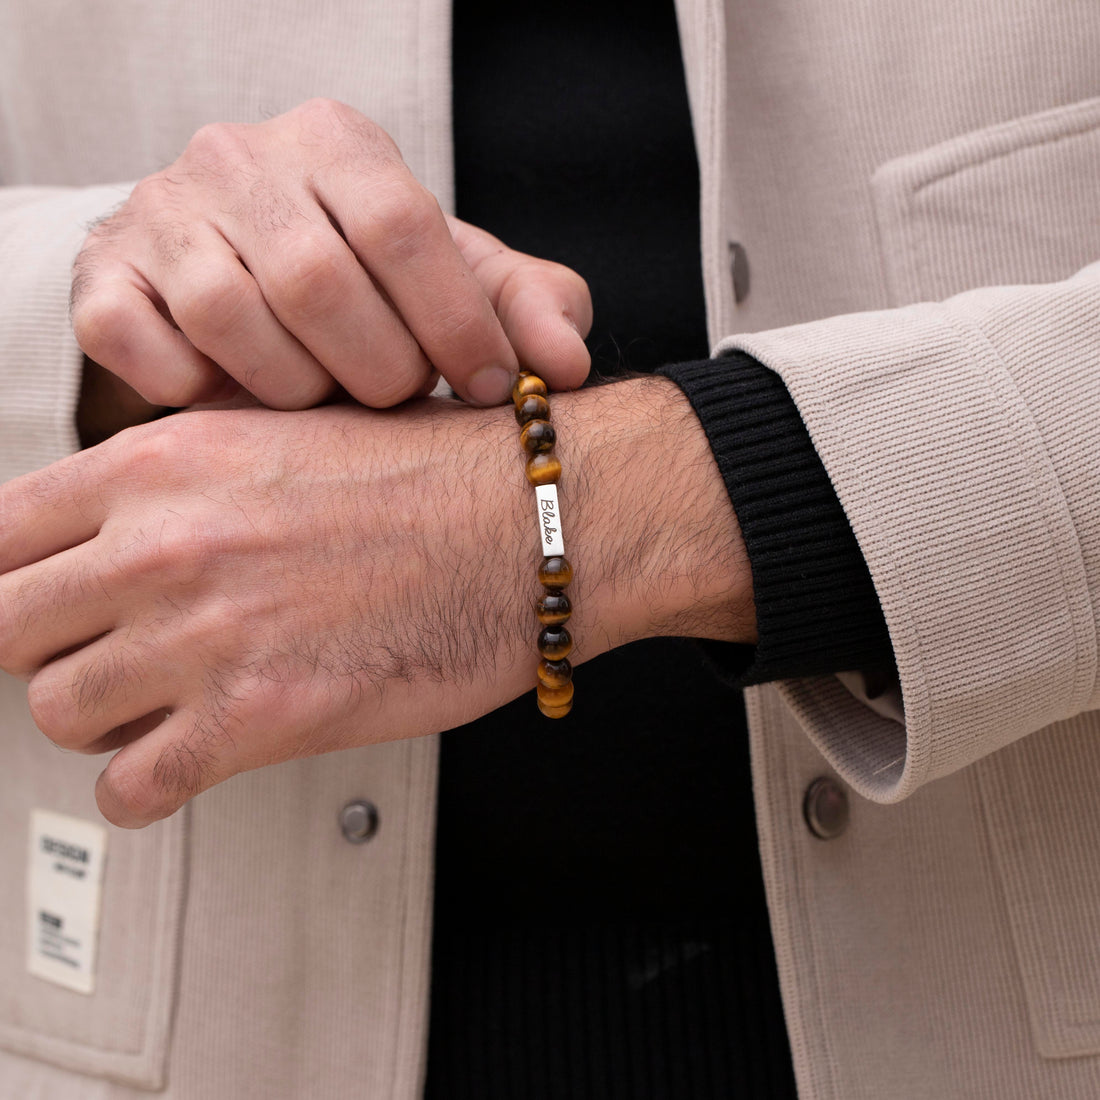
(729, 241, 750, 303)
(339, 800, 379, 844)
(803, 777, 849, 840)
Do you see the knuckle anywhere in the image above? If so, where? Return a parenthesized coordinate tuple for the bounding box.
(161, 522, 216, 575)
(360, 182, 439, 258)
(184, 121, 245, 167)
(116, 517, 211, 584)
(110, 417, 183, 482)
(71, 286, 132, 364)
(267, 230, 347, 318)
(126, 173, 165, 211)
(298, 96, 351, 124)
(295, 97, 394, 155)
(170, 268, 251, 342)
(148, 215, 196, 267)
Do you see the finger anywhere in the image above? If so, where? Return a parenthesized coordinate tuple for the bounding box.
(448, 217, 592, 390)
(72, 268, 234, 407)
(141, 224, 340, 410)
(315, 171, 520, 406)
(0, 453, 108, 574)
(230, 214, 433, 407)
(96, 706, 255, 828)
(0, 541, 120, 676)
(26, 633, 169, 751)
(415, 369, 442, 397)
(87, 712, 170, 756)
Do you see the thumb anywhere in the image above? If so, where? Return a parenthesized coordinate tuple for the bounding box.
(448, 216, 592, 392)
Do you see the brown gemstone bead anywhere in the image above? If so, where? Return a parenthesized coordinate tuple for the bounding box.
(537, 657, 573, 689)
(512, 373, 548, 403)
(515, 393, 551, 426)
(537, 680, 575, 709)
(538, 555, 573, 589)
(525, 453, 561, 486)
(520, 419, 556, 455)
(536, 591, 571, 625)
(537, 696, 573, 719)
(537, 624, 572, 660)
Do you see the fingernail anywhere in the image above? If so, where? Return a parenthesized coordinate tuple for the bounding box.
(467, 365, 514, 406)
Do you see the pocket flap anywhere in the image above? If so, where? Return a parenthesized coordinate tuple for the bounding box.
(873, 97, 1100, 306)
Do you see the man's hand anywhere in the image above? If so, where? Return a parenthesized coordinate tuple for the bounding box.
(71, 98, 592, 410)
(0, 379, 753, 828)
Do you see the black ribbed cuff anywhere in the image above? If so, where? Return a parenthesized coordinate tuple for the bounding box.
(657, 353, 893, 686)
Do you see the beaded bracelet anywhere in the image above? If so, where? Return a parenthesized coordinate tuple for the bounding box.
(513, 371, 574, 718)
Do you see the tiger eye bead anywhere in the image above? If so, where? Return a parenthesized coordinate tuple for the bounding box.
(537, 680, 575, 709)
(537, 696, 573, 719)
(538, 556, 573, 589)
(538, 624, 573, 660)
(525, 453, 562, 486)
(512, 373, 548, 403)
(537, 657, 573, 689)
(517, 371, 575, 718)
(536, 591, 571, 625)
(515, 394, 550, 426)
(521, 419, 556, 455)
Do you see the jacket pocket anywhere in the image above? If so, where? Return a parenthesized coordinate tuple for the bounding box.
(872, 96, 1100, 306)
(0, 677, 188, 1089)
(872, 96, 1100, 1060)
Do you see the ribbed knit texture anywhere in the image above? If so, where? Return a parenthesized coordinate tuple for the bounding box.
(428, 918, 793, 1100)
(659, 355, 894, 684)
(428, 638, 797, 1100)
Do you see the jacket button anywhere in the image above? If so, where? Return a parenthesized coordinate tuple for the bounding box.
(339, 800, 379, 844)
(803, 777, 849, 840)
(729, 241, 750, 303)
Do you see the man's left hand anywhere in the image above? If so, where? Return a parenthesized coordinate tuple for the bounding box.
(0, 380, 754, 827)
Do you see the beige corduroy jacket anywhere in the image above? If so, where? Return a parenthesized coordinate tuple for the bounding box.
(1, 0, 1099, 1096)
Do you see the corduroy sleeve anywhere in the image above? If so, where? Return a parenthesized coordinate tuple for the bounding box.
(717, 260, 1100, 803)
(0, 184, 132, 482)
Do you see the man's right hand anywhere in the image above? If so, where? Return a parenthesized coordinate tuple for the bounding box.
(70, 98, 592, 411)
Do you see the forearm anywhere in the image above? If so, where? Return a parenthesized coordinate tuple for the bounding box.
(552, 375, 756, 656)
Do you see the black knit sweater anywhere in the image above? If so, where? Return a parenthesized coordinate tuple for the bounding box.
(425, 0, 891, 1094)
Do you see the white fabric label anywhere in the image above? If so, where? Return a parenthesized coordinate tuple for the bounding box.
(535, 484, 565, 557)
(27, 810, 108, 994)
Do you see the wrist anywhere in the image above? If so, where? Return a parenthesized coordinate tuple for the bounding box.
(545, 376, 755, 660)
